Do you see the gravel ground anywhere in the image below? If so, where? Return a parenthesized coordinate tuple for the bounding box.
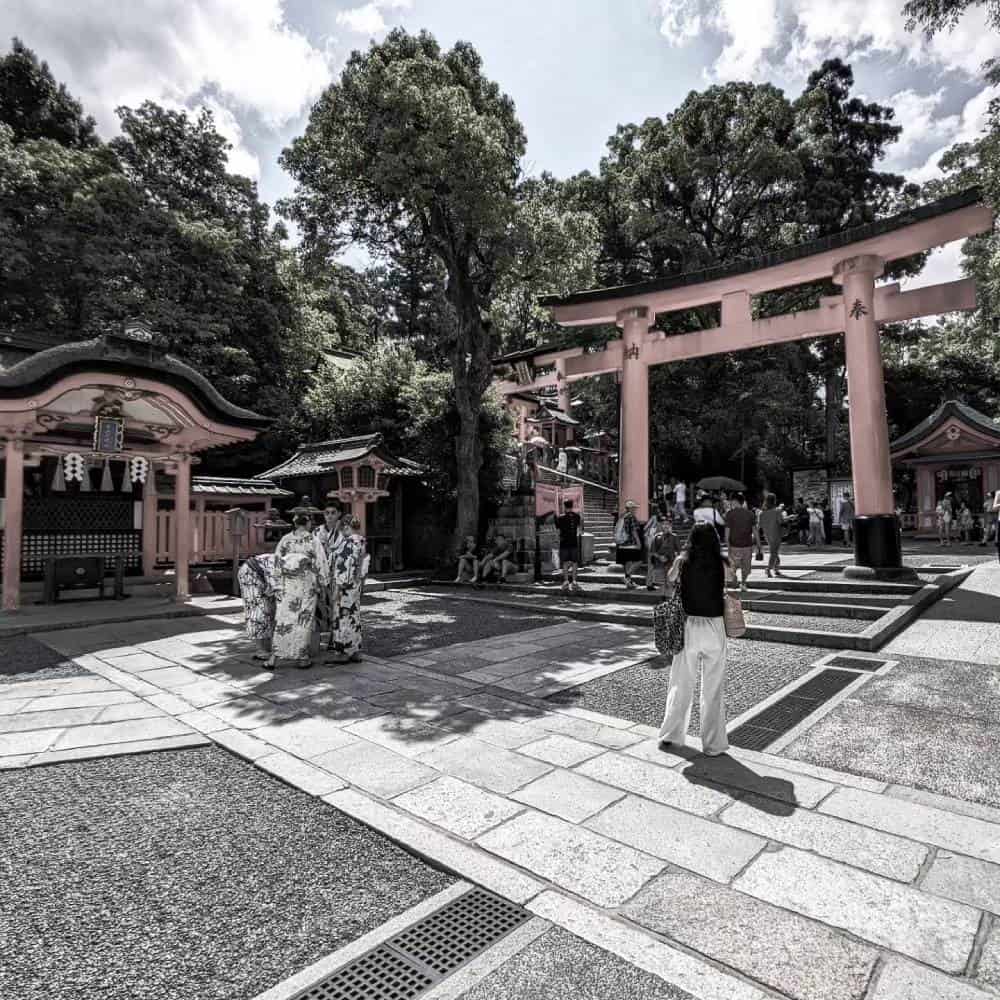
(0, 635, 90, 684)
(0, 746, 455, 1000)
(460, 926, 694, 1000)
(781, 653, 1000, 808)
(366, 590, 566, 656)
(749, 613, 872, 634)
(904, 549, 996, 566)
(547, 640, 821, 734)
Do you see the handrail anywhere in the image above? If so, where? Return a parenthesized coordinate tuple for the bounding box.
(535, 464, 617, 495)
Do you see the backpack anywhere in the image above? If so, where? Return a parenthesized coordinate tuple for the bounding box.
(614, 517, 630, 545)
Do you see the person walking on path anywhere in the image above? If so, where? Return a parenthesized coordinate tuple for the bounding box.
(982, 492, 996, 546)
(693, 493, 726, 541)
(674, 480, 688, 524)
(658, 522, 735, 757)
(329, 516, 367, 662)
(615, 500, 644, 589)
(724, 494, 755, 589)
(268, 513, 330, 670)
(646, 510, 679, 591)
(808, 500, 825, 547)
(937, 492, 954, 546)
(758, 492, 785, 578)
(840, 494, 855, 546)
(554, 499, 583, 593)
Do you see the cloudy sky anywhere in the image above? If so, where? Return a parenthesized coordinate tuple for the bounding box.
(4, 0, 997, 286)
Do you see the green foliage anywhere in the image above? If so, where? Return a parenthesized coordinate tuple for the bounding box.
(281, 29, 528, 544)
(0, 38, 98, 148)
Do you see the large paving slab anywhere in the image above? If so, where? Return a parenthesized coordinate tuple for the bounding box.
(586, 796, 766, 883)
(511, 769, 626, 823)
(342, 713, 466, 758)
(311, 740, 439, 798)
(621, 869, 879, 1000)
(415, 736, 552, 794)
(49, 716, 194, 751)
(872, 956, 994, 999)
(391, 775, 523, 839)
(976, 921, 1000, 993)
(820, 786, 1000, 864)
(476, 810, 665, 906)
(719, 794, 928, 882)
(921, 851, 1000, 914)
(251, 716, 360, 759)
(734, 846, 981, 972)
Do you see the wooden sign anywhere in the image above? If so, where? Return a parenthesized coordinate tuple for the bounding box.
(93, 415, 125, 454)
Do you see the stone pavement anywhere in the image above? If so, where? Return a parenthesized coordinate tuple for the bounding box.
(3, 611, 1000, 999)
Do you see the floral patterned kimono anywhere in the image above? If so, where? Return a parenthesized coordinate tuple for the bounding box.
(271, 529, 330, 662)
(315, 525, 345, 636)
(331, 532, 366, 659)
(237, 553, 277, 640)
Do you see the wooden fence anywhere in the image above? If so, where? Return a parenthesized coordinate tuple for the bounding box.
(156, 510, 271, 565)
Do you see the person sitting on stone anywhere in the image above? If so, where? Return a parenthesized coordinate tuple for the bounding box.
(454, 536, 480, 584)
(478, 535, 515, 585)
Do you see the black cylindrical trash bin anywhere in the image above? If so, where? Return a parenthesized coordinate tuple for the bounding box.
(853, 514, 902, 571)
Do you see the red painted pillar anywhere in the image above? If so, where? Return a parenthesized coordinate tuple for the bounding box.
(2, 438, 24, 612)
(173, 453, 192, 602)
(617, 306, 652, 522)
(141, 461, 158, 576)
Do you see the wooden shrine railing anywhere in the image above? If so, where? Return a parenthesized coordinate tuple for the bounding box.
(155, 510, 271, 565)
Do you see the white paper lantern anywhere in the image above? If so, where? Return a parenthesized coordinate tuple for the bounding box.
(63, 453, 85, 482)
(129, 456, 149, 484)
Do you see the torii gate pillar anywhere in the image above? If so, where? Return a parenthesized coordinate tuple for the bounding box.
(618, 306, 652, 520)
(835, 254, 904, 577)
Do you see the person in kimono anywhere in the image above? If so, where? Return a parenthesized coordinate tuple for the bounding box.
(328, 516, 367, 663)
(267, 513, 330, 670)
(315, 503, 346, 645)
(237, 552, 277, 660)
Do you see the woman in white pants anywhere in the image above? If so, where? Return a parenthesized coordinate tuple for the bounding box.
(658, 522, 734, 756)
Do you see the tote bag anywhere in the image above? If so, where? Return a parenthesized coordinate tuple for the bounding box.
(724, 593, 747, 638)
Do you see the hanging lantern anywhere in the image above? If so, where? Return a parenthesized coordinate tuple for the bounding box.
(129, 456, 149, 484)
(63, 453, 85, 482)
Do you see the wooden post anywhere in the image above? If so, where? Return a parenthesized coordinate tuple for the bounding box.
(141, 461, 158, 577)
(2, 438, 24, 611)
(174, 453, 192, 602)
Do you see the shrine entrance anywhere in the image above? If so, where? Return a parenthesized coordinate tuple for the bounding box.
(0, 321, 271, 610)
(493, 189, 993, 577)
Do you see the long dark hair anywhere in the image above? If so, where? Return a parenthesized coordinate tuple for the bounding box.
(683, 522, 726, 573)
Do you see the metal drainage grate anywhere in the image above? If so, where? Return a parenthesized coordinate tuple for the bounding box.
(293, 888, 530, 1000)
(729, 668, 859, 751)
(826, 655, 887, 672)
(296, 947, 434, 1000)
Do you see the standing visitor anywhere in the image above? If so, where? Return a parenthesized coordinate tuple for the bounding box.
(315, 504, 345, 646)
(658, 523, 735, 757)
(808, 500, 825, 547)
(959, 502, 974, 544)
(840, 493, 855, 546)
(674, 479, 688, 524)
(937, 492, 954, 547)
(693, 494, 725, 541)
(758, 493, 785, 578)
(795, 498, 810, 545)
(982, 492, 996, 546)
(615, 500, 644, 589)
(643, 507, 669, 589)
(329, 516, 367, 662)
(557, 447, 568, 475)
(647, 516, 680, 592)
(554, 499, 583, 593)
(724, 494, 755, 589)
(268, 513, 330, 670)
(822, 499, 833, 546)
(238, 553, 277, 661)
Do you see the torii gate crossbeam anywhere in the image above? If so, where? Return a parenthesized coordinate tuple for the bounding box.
(493, 189, 994, 578)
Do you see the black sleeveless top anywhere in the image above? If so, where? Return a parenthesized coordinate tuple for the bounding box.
(679, 556, 726, 618)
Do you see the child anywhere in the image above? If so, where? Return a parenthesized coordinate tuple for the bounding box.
(478, 535, 515, 585)
(454, 536, 479, 584)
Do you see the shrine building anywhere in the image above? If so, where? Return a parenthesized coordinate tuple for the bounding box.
(0, 321, 273, 611)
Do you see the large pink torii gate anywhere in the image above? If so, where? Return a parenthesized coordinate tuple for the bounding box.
(494, 189, 994, 577)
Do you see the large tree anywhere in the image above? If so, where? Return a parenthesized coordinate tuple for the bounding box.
(280, 29, 526, 546)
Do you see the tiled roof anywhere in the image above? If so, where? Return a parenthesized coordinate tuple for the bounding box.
(192, 477, 292, 497)
(256, 433, 424, 480)
(891, 399, 1000, 454)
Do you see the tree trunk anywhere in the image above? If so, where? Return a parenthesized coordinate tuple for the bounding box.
(825, 365, 842, 471)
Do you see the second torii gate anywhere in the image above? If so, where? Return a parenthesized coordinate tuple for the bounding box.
(493, 189, 994, 577)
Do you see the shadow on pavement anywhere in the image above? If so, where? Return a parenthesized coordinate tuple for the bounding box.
(681, 755, 796, 816)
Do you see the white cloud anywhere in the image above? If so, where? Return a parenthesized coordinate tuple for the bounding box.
(336, 0, 412, 36)
(879, 88, 959, 169)
(907, 86, 994, 183)
(658, 0, 1000, 83)
(202, 100, 261, 181)
(4, 0, 333, 137)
